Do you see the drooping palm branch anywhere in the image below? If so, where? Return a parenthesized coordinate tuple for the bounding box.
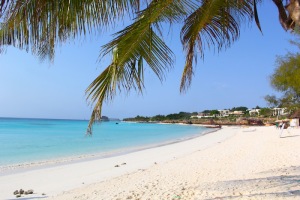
(85, 0, 196, 134)
(0, 0, 141, 60)
(180, 0, 259, 92)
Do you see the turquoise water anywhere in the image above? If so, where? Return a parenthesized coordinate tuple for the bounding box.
(0, 118, 210, 166)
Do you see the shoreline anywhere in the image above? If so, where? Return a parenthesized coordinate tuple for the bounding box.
(0, 126, 238, 200)
(2, 125, 299, 200)
(0, 126, 219, 175)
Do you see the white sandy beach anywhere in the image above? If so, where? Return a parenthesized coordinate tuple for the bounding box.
(1, 126, 300, 200)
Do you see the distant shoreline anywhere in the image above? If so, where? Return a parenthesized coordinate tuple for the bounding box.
(0, 125, 239, 200)
(0, 123, 219, 175)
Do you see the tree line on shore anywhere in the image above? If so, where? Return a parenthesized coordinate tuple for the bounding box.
(123, 106, 275, 123)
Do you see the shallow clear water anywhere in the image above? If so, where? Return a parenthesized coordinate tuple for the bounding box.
(0, 118, 209, 166)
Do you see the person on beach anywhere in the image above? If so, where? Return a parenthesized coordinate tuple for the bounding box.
(279, 121, 283, 128)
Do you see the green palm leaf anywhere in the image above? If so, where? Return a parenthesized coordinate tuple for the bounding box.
(0, 0, 140, 61)
(180, 0, 256, 92)
(85, 54, 145, 134)
(85, 0, 199, 134)
(86, 28, 173, 134)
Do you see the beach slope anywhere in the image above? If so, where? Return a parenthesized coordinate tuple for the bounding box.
(1, 126, 300, 199)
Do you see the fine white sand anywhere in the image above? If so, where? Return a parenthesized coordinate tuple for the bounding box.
(1, 126, 300, 200)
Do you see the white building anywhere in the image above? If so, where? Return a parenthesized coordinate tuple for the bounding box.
(230, 111, 244, 115)
(193, 112, 213, 118)
(272, 108, 288, 116)
(218, 109, 230, 117)
(248, 109, 260, 116)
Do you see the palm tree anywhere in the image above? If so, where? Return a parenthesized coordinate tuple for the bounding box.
(0, 0, 299, 134)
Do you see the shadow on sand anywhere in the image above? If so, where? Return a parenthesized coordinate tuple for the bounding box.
(7, 195, 48, 200)
(280, 135, 300, 138)
(201, 166, 300, 200)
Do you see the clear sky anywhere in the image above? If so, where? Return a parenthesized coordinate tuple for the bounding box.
(0, 1, 297, 120)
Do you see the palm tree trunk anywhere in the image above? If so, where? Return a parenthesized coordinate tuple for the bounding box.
(272, 0, 292, 30)
(286, 0, 300, 26)
(272, 0, 300, 31)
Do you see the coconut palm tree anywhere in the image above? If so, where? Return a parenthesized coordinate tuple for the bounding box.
(0, 0, 299, 134)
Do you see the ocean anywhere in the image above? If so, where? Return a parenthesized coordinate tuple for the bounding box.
(0, 118, 212, 167)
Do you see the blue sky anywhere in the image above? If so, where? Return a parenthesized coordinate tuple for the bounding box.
(0, 1, 297, 120)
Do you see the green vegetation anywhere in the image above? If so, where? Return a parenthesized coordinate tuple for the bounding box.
(123, 106, 274, 123)
(265, 36, 300, 111)
(0, 1, 299, 133)
(123, 107, 273, 126)
(259, 108, 273, 117)
(125, 115, 151, 122)
(209, 110, 220, 115)
(124, 112, 196, 122)
(230, 107, 248, 112)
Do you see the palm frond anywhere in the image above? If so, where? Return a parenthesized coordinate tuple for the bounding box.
(85, 54, 145, 135)
(86, 27, 173, 135)
(0, 0, 140, 61)
(180, 0, 255, 92)
(86, 0, 198, 134)
(254, 0, 263, 33)
(0, 0, 9, 17)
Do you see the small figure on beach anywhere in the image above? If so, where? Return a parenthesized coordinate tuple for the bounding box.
(279, 121, 283, 128)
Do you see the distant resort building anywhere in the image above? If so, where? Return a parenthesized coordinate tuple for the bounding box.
(193, 109, 242, 118)
(248, 108, 289, 117)
(248, 109, 260, 116)
(218, 110, 230, 117)
(191, 107, 289, 119)
(272, 108, 289, 116)
(231, 111, 244, 115)
(191, 112, 212, 119)
(196, 112, 210, 118)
